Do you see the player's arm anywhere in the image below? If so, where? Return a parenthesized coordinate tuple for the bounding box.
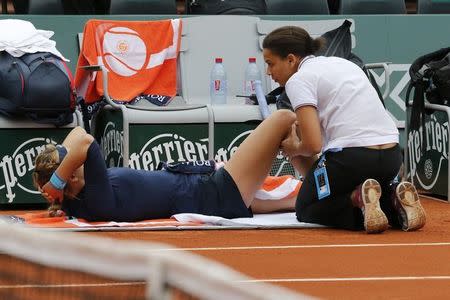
(57, 127, 94, 182)
(42, 127, 94, 202)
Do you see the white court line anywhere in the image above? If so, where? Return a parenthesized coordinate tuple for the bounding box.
(153, 242, 450, 252)
(237, 276, 450, 283)
(0, 282, 145, 289)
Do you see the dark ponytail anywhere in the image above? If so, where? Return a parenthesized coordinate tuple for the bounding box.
(263, 26, 325, 58)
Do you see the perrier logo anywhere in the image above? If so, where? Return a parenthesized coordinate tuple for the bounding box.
(129, 133, 209, 170)
(99, 122, 123, 167)
(407, 114, 448, 190)
(0, 137, 53, 203)
(103, 129, 295, 176)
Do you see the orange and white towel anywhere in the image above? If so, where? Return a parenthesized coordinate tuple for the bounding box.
(256, 175, 301, 200)
(75, 18, 182, 103)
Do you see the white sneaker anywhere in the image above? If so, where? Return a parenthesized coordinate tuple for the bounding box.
(392, 182, 426, 231)
(353, 179, 389, 234)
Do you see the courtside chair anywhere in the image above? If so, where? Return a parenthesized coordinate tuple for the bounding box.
(339, 0, 407, 14)
(109, 0, 177, 14)
(185, 1, 267, 14)
(28, 0, 63, 14)
(266, 0, 330, 15)
(11, 0, 29, 13)
(418, 0, 450, 13)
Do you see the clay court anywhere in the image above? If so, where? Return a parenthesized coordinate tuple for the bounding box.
(2, 195, 447, 299)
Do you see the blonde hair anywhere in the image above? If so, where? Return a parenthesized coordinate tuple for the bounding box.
(32, 144, 59, 190)
(33, 144, 77, 201)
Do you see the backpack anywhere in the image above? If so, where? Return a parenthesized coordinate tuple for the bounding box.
(268, 20, 385, 110)
(187, 0, 267, 14)
(0, 51, 76, 126)
(406, 47, 450, 151)
(407, 47, 450, 108)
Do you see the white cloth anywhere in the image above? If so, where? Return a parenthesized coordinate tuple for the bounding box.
(173, 212, 324, 228)
(286, 56, 398, 152)
(0, 19, 68, 61)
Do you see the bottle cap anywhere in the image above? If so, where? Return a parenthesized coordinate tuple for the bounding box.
(215, 58, 223, 63)
(249, 57, 256, 63)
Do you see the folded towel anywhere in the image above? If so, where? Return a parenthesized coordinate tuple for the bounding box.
(0, 19, 68, 60)
(256, 175, 301, 200)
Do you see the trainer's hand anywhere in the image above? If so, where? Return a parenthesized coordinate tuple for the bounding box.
(281, 123, 301, 158)
(41, 182, 64, 204)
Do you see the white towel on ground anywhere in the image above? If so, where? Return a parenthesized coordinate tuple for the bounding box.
(173, 212, 324, 228)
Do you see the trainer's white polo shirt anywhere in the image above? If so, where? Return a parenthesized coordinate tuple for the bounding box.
(285, 56, 398, 152)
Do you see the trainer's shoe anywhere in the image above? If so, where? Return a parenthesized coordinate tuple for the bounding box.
(392, 181, 426, 231)
(353, 179, 389, 234)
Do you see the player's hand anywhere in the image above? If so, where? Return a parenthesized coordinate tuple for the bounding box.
(281, 123, 301, 158)
(40, 182, 64, 204)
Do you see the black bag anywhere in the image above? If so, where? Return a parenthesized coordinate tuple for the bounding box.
(187, 0, 267, 14)
(267, 20, 385, 111)
(0, 51, 76, 126)
(406, 47, 450, 151)
(407, 47, 450, 108)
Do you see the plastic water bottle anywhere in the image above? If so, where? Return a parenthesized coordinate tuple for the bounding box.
(210, 57, 227, 104)
(254, 80, 270, 119)
(243, 57, 262, 104)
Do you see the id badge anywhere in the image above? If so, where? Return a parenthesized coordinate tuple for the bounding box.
(314, 166, 330, 200)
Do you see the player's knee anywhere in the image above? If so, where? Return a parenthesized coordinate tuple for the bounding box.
(271, 109, 296, 125)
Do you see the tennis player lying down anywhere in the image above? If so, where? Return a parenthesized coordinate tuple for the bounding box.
(33, 110, 298, 222)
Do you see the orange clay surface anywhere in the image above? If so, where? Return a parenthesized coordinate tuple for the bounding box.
(2, 196, 450, 299)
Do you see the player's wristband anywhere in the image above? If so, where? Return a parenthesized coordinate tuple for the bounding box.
(50, 172, 66, 190)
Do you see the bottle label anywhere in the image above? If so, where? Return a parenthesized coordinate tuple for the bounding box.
(214, 80, 221, 91)
(212, 80, 226, 95)
(244, 80, 257, 96)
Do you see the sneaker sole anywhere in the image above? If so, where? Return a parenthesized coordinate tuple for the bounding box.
(396, 182, 426, 231)
(361, 179, 388, 234)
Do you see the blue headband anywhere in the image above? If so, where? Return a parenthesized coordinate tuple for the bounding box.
(56, 145, 67, 163)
